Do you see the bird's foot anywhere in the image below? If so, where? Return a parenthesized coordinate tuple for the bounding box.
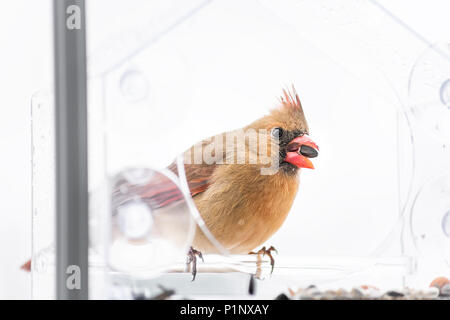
(186, 246, 204, 281)
(249, 246, 278, 274)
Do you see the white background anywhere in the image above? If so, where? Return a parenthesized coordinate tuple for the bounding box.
(0, 0, 449, 299)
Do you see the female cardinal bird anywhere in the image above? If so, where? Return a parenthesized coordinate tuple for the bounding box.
(22, 87, 318, 279)
(127, 86, 319, 277)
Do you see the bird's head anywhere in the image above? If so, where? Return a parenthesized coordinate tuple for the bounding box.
(248, 86, 319, 174)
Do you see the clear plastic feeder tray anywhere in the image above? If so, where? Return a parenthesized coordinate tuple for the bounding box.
(31, 0, 450, 299)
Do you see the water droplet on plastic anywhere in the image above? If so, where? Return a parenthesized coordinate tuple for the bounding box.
(117, 202, 153, 240)
(119, 184, 129, 194)
(442, 211, 450, 237)
(120, 70, 149, 103)
(122, 168, 154, 185)
(440, 79, 450, 108)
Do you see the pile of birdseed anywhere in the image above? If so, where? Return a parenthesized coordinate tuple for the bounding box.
(276, 278, 450, 300)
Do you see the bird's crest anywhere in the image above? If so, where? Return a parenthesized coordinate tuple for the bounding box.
(280, 85, 303, 112)
(279, 85, 308, 130)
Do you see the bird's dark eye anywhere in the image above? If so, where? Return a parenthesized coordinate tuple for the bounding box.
(271, 127, 283, 139)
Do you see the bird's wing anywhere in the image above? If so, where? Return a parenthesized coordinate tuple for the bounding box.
(111, 161, 217, 210)
(167, 161, 216, 198)
(113, 136, 224, 209)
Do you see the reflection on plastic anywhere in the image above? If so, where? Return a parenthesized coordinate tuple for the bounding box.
(108, 168, 195, 274)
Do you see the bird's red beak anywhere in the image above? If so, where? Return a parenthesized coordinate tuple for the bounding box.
(284, 135, 319, 169)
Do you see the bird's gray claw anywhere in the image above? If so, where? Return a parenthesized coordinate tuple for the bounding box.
(186, 246, 204, 281)
(249, 246, 278, 274)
